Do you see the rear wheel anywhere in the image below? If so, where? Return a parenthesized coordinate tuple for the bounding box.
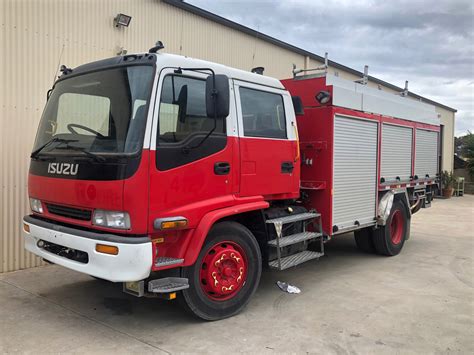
(354, 227, 375, 253)
(372, 199, 408, 256)
(180, 221, 262, 320)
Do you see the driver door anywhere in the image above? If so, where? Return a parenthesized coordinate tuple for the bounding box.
(147, 69, 235, 231)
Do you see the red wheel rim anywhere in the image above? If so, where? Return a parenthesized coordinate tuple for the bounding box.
(390, 210, 404, 245)
(199, 241, 248, 301)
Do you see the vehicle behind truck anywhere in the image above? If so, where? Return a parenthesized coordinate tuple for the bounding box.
(23, 44, 439, 320)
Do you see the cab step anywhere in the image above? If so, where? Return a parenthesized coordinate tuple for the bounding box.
(155, 257, 184, 267)
(268, 231, 321, 248)
(266, 210, 324, 271)
(148, 277, 189, 293)
(269, 250, 323, 270)
(266, 212, 320, 225)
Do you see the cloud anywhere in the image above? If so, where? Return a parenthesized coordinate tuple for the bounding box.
(187, 0, 473, 135)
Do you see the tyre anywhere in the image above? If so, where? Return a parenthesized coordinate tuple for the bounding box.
(180, 221, 262, 320)
(372, 199, 408, 256)
(354, 227, 375, 253)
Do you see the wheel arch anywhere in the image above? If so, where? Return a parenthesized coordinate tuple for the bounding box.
(182, 201, 269, 266)
(377, 189, 411, 240)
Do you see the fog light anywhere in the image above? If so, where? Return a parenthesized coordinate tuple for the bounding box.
(96, 244, 119, 255)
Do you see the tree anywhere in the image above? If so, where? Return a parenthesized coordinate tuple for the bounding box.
(462, 131, 474, 178)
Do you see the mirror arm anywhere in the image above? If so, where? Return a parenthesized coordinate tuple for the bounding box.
(179, 67, 219, 153)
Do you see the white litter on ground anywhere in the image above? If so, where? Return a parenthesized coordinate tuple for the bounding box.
(276, 281, 301, 294)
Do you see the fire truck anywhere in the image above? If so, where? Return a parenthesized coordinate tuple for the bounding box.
(23, 44, 439, 320)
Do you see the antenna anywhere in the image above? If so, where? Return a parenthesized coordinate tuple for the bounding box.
(149, 41, 165, 53)
(355, 65, 369, 85)
(400, 80, 409, 96)
(251, 67, 264, 75)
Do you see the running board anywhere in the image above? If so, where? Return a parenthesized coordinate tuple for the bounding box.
(268, 251, 323, 270)
(155, 257, 184, 268)
(123, 277, 189, 298)
(148, 277, 189, 293)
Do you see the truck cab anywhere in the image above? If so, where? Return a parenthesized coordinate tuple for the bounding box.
(23, 51, 301, 319)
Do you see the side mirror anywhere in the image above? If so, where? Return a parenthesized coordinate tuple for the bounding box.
(206, 74, 230, 119)
(292, 96, 304, 116)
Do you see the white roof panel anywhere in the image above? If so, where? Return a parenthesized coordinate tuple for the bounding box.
(326, 75, 439, 126)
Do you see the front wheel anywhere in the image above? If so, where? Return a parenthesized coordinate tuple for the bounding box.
(372, 199, 409, 256)
(180, 221, 262, 320)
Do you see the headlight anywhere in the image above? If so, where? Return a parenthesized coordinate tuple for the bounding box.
(29, 198, 44, 213)
(92, 210, 131, 229)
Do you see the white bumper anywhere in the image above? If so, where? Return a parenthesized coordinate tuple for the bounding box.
(23, 217, 152, 282)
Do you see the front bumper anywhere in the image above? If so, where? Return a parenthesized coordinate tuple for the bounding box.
(23, 216, 152, 282)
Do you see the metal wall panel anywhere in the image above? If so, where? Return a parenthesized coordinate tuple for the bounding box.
(381, 124, 413, 182)
(333, 116, 378, 231)
(415, 129, 439, 178)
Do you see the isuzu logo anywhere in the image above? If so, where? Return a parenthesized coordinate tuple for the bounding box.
(47, 162, 79, 176)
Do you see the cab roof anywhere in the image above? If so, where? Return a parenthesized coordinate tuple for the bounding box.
(60, 52, 285, 90)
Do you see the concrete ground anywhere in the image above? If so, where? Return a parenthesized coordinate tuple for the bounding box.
(1, 196, 473, 354)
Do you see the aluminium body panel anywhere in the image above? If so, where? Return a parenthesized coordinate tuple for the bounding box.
(381, 124, 413, 182)
(415, 129, 439, 178)
(326, 75, 439, 125)
(332, 115, 378, 231)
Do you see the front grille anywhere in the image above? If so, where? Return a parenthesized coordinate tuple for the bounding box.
(46, 203, 92, 221)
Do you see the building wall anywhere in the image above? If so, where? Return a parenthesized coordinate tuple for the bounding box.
(0, 0, 455, 272)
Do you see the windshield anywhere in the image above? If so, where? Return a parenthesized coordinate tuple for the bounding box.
(33, 65, 154, 155)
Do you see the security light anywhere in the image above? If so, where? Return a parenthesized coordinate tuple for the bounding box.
(114, 13, 132, 27)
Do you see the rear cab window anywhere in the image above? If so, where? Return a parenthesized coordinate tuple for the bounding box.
(239, 87, 287, 139)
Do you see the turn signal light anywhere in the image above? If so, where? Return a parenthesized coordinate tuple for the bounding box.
(95, 244, 119, 255)
(161, 220, 188, 230)
(23, 223, 30, 233)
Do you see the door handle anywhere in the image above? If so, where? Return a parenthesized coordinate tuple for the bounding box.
(281, 161, 294, 174)
(214, 162, 230, 175)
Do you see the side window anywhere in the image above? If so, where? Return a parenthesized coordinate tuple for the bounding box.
(239, 87, 286, 139)
(158, 75, 224, 143)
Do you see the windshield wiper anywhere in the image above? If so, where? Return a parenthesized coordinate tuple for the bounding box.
(31, 138, 78, 159)
(55, 144, 106, 163)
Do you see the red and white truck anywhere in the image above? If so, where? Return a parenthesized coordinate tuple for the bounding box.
(23, 44, 439, 320)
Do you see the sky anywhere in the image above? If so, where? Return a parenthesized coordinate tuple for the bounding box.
(187, 0, 473, 136)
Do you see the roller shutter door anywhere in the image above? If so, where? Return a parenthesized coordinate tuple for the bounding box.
(381, 124, 413, 182)
(333, 115, 378, 231)
(415, 129, 438, 178)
